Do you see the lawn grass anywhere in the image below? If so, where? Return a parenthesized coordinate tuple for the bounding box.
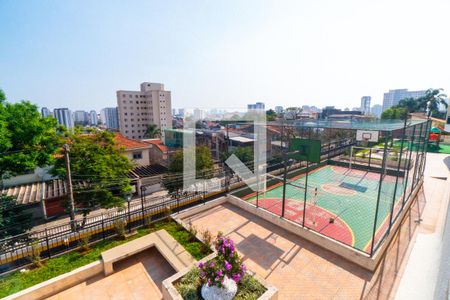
(0, 219, 211, 298)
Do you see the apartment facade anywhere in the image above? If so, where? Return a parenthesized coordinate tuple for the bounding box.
(117, 82, 172, 140)
(360, 96, 371, 115)
(100, 107, 119, 129)
(89, 110, 98, 126)
(382, 89, 427, 112)
(53, 108, 74, 129)
(247, 102, 265, 111)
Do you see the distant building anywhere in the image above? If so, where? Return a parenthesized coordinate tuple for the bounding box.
(320, 106, 362, 119)
(247, 102, 265, 111)
(371, 104, 383, 118)
(74, 110, 89, 125)
(274, 106, 283, 114)
(41, 107, 51, 118)
(117, 82, 172, 140)
(360, 96, 371, 115)
(193, 108, 206, 120)
(178, 108, 185, 117)
(89, 110, 98, 126)
(101, 107, 119, 130)
(382, 89, 427, 112)
(53, 108, 74, 129)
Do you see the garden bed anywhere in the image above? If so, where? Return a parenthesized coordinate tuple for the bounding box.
(0, 219, 211, 298)
(175, 268, 268, 300)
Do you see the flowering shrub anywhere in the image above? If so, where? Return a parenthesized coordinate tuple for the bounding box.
(198, 235, 246, 288)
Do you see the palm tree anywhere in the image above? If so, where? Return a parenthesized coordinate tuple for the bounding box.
(145, 123, 161, 138)
(418, 89, 448, 117)
(398, 98, 419, 113)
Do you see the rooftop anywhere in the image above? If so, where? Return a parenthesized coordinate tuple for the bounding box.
(114, 133, 151, 150)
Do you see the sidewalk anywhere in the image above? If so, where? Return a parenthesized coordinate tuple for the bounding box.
(395, 153, 450, 299)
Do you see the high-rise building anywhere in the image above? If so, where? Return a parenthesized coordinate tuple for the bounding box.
(41, 107, 51, 118)
(371, 104, 383, 118)
(74, 110, 89, 125)
(247, 102, 265, 111)
(89, 110, 98, 126)
(193, 108, 206, 120)
(274, 106, 283, 114)
(178, 108, 185, 117)
(117, 82, 172, 140)
(360, 96, 371, 115)
(382, 89, 427, 112)
(100, 107, 119, 130)
(53, 108, 74, 129)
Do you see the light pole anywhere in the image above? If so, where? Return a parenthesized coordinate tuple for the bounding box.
(125, 192, 132, 234)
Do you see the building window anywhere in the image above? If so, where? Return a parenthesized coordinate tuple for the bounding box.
(132, 152, 143, 159)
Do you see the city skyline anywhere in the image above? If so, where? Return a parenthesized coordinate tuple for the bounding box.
(1, 0, 449, 112)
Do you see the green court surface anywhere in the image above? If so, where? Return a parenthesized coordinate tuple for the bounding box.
(243, 165, 406, 253)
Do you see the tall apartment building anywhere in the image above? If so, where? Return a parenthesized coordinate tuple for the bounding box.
(360, 96, 371, 115)
(382, 89, 427, 112)
(100, 107, 119, 130)
(74, 110, 89, 125)
(117, 82, 172, 140)
(53, 108, 74, 129)
(41, 107, 51, 118)
(89, 110, 98, 126)
(274, 106, 283, 114)
(247, 102, 265, 111)
(371, 104, 383, 118)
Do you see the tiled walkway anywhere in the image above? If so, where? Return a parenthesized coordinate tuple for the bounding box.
(46, 247, 175, 300)
(184, 198, 425, 300)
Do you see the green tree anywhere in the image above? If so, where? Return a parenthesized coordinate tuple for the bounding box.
(266, 109, 277, 121)
(0, 92, 63, 179)
(0, 195, 33, 239)
(145, 123, 161, 138)
(162, 146, 214, 193)
(417, 89, 448, 118)
(52, 130, 134, 227)
(221, 147, 254, 165)
(381, 107, 408, 120)
(398, 97, 419, 113)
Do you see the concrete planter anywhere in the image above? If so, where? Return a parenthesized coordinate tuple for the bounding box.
(161, 253, 278, 300)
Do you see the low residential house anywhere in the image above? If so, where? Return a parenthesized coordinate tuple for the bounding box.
(114, 133, 152, 167)
(1, 179, 84, 220)
(141, 139, 175, 167)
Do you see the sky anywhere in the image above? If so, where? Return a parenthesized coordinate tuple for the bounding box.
(1, 0, 449, 112)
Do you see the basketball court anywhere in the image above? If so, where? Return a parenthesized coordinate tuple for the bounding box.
(242, 164, 406, 253)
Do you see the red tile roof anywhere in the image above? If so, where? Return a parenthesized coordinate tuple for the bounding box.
(114, 133, 150, 150)
(141, 139, 169, 152)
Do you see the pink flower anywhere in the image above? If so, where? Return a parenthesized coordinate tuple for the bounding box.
(232, 273, 241, 283)
(225, 261, 232, 271)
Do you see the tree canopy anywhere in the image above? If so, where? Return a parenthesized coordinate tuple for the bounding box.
(266, 109, 277, 121)
(52, 130, 134, 224)
(0, 90, 63, 179)
(0, 195, 33, 239)
(162, 146, 214, 193)
(381, 107, 408, 120)
(145, 123, 161, 138)
(386, 88, 448, 119)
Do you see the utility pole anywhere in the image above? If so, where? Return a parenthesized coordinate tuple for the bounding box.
(63, 144, 76, 229)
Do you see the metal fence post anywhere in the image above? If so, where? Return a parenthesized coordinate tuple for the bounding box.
(370, 134, 388, 256)
(101, 213, 105, 240)
(45, 228, 51, 258)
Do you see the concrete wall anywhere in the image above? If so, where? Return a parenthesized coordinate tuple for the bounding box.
(5, 261, 103, 300)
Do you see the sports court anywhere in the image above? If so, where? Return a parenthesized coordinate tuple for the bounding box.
(242, 165, 405, 253)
